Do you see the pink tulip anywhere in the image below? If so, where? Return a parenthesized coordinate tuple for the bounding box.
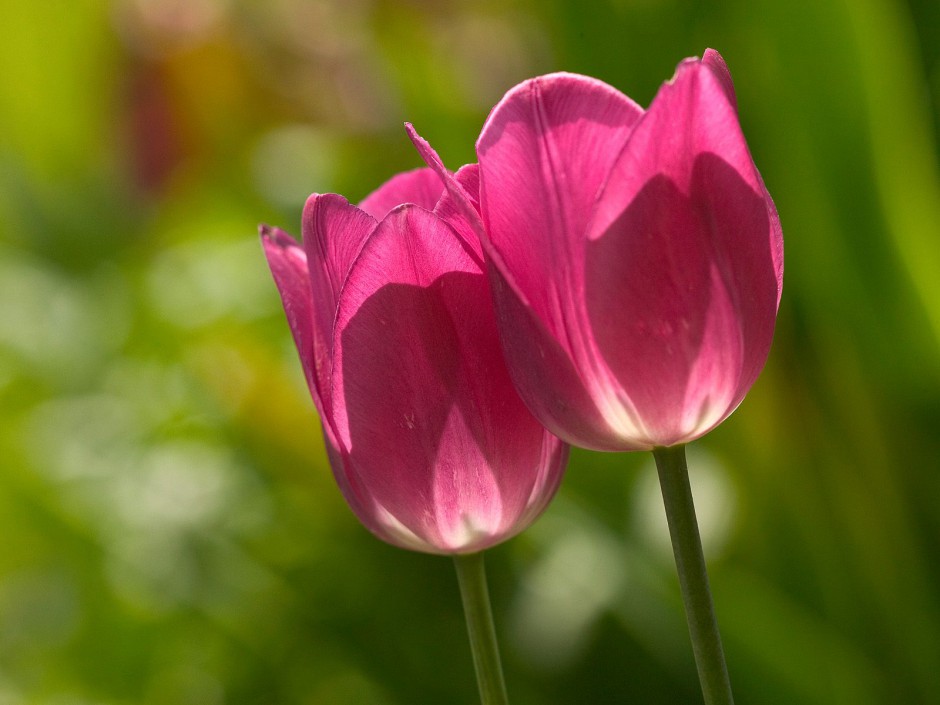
(260, 167, 568, 554)
(409, 49, 783, 451)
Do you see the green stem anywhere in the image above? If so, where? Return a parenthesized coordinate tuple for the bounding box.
(453, 551, 510, 705)
(652, 444, 734, 705)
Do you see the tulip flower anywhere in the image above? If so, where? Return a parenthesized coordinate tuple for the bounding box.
(260, 167, 567, 555)
(261, 166, 569, 704)
(410, 49, 782, 454)
(408, 49, 781, 705)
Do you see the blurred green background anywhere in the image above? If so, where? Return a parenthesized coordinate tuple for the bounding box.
(2, 0, 939, 703)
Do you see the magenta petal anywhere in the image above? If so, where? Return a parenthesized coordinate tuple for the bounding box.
(331, 205, 567, 553)
(358, 167, 443, 220)
(260, 225, 321, 404)
(585, 172, 726, 444)
(433, 163, 484, 261)
(486, 263, 629, 450)
(406, 124, 489, 251)
(437, 163, 480, 214)
(301, 193, 377, 408)
(476, 73, 643, 331)
(701, 48, 738, 111)
(406, 124, 533, 312)
(586, 56, 782, 445)
(467, 74, 646, 449)
(261, 225, 362, 511)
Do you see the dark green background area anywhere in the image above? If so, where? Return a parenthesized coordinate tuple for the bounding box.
(1, 0, 939, 703)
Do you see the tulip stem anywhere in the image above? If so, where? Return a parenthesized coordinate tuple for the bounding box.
(453, 551, 510, 705)
(653, 444, 734, 705)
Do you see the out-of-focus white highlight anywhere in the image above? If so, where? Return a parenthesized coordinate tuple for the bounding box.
(633, 446, 737, 561)
(509, 514, 625, 668)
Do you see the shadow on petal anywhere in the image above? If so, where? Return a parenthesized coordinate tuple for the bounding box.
(487, 264, 622, 451)
(338, 271, 557, 551)
(586, 154, 777, 444)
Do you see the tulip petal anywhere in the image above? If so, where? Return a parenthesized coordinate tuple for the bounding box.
(584, 173, 723, 444)
(476, 73, 643, 332)
(586, 56, 782, 444)
(260, 225, 320, 403)
(470, 74, 647, 449)
(433, 163, 484, 262)
(702, 48, 737, 111)
(261, 223, 377, 518)
(301, 193, 377, 409)
(698, 51, 785, 305)
(358, 166, 443, 220)
(485, 262, 635, 449)
(406, 125, 492, 265)
(331, 205, 564, 552)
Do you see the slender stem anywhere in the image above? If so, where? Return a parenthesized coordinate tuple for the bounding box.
(652, 444, 734, 705)
(453, 551, 510, 705)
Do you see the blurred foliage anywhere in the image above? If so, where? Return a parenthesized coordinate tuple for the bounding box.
(1, 0, 939, 703)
